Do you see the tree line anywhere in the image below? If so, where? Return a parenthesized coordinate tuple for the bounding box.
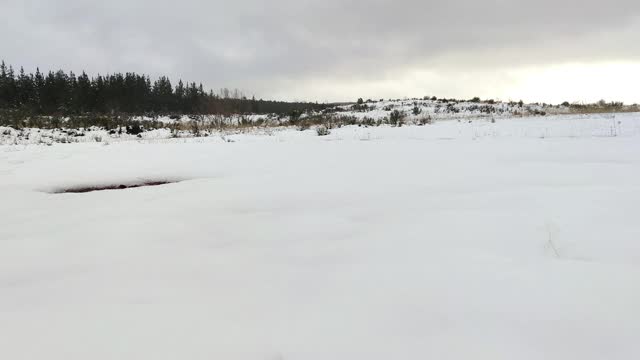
(0, 61, 326, 116)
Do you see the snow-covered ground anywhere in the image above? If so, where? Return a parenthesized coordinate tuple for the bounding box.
(1, 114, 640, 359)
(2, 112, 637, 146)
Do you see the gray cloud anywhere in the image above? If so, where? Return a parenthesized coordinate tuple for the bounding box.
(2, 0, 640, 101)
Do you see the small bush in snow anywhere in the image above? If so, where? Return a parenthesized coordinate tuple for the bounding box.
(298, 122, 310, 131)
(126, 124, 144, 135)
(362, 117, 376, 127)
(417, 116, 433, 126)
(190, 120, 201, 137)
(288, 110, 302, 125)
(389, 110, 406, 127)
(316, 126, 331, 136)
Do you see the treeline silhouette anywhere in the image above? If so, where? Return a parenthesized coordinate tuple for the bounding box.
(0, 61, 326, 116)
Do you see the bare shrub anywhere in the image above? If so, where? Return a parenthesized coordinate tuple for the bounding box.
(316, 126, 331, 136)
(298, 121, 310, 131)
(417, 116, 433, 126)
(389, 110, 405, 127)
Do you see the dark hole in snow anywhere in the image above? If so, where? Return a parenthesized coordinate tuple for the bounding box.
(50, 181, 180, 194)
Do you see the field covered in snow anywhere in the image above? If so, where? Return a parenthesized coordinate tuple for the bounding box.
(1, 113, 640, 359)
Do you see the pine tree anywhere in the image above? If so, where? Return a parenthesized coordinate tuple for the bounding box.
(175, 80, 185, 113)
(16, 67, 35, 109)
(33, 68, 44, 112)
(76, 71, 91, 113)
(0, 61, 8, 108)
(5, 65, 17, 108)
(0, 61, 328, 117)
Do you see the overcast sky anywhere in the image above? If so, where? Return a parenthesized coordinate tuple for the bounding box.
(2, 0, 640, 103)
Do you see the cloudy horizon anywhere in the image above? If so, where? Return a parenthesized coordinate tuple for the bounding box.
(2, 0, 640, 104)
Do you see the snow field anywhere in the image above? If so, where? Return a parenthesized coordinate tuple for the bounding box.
(1, 114, 640, 359)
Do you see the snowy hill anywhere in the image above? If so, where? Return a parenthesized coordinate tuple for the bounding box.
(3, 98, 638, 146)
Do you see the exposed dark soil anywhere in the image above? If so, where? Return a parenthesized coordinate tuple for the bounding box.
(51, 181, 178, 194)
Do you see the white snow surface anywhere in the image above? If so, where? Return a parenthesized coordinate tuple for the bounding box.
(1, 114, 640, 359)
